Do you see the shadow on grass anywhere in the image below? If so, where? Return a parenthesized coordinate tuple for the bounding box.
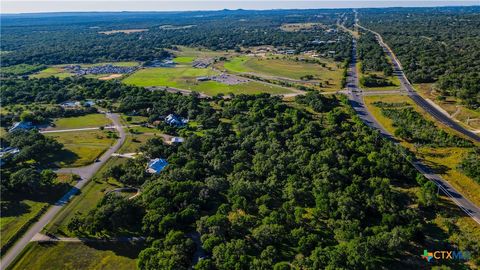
(47, 149, 80, 168)
(0, 201, 31, 217)
(84, 241, 145, 259)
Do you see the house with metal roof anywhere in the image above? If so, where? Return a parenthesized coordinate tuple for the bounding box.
(165, 114, 188, 127)
(9, 121, 35, 133)
(147, 158, 169, 174)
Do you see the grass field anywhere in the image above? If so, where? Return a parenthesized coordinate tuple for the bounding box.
(357, 61, 401, 91)
(44, 157, 127, 236)
(45, 130, 116, 167)
(173, 56, 195, 64)
(222, 56, 343, 91)
(1, 174, 75, 251)
(363, 95, 480, 206)
(51, 114, 111, 130)
(123, 67, 294, 95)
(1, 200, 48, 250)
(123, 66, 218, 87)
(170, 45, 234, 58)
(9, 241, 143, 270)
(30, 67, 73, 79)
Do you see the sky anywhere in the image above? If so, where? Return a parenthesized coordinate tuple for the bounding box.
(1, 0, 479, 14)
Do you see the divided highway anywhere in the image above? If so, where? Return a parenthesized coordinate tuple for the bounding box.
(356, 23, 480, 143)
(0, 113, 126, 270)
(345, 38, 480, 226)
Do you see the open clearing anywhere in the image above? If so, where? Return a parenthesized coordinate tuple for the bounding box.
(363, 95, 480, 206)
(414, 83, 480, 130)
(123, 67, 294, 95)
(49, 114, 111, 130)
(99, 29, 148, 35)
(30, 67, 72, 79)
(45, 130, 116, 167)
(222, 56, 343, 91)
(10, 241, 142, 270)
(169, 45, 235, 59)
(280, 22, 326, 32)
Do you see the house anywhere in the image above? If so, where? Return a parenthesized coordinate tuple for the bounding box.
(60, 101, 81, 108)
(170, 137, 185, 144)
(9, 121, 34, 133)
(147, 158, 168, 174)
(0, 147, 20, 158)
(165, 114, 188, 127)
(84, 100, 96, 107)
(196, 76, 210, 82)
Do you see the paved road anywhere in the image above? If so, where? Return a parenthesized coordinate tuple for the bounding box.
(345, 38, 480, 225)
(356, 23, 480, 143)
(0, 113, 126, 269)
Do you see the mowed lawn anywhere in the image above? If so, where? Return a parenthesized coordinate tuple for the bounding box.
(45, 130, 116, 167)
(10, 242, 143, 270)
(51, 114, 111, 130)
(123, 67, 294, 95)
(363, 95, 480, 206)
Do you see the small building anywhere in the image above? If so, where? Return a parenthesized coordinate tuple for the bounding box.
(147, 158, 168, 174)
(165, 114, 188, 127)
(170, 137, 185, 144)
(9, 121, 34, 133)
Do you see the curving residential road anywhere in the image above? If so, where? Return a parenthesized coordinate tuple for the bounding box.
(345, 38, 480, 225)
(0, 113, 126, 270)
(356, 23, 480, 143)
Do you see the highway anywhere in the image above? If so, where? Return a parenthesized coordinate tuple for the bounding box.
(356, 23, 480, 143)
(345, 38, 480, 226)
(0, 113, 126, 270)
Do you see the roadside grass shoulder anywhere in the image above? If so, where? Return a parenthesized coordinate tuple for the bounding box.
(414, 83, 480, 130)
(51, 114, 111, 130)
(8, 241, 143, 270)
(44, 157, 127, 237)
(363, 95, 480, 206)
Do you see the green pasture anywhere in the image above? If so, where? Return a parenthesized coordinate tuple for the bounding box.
(45, 130, 116, 167)
(51, 114, 111, 130)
